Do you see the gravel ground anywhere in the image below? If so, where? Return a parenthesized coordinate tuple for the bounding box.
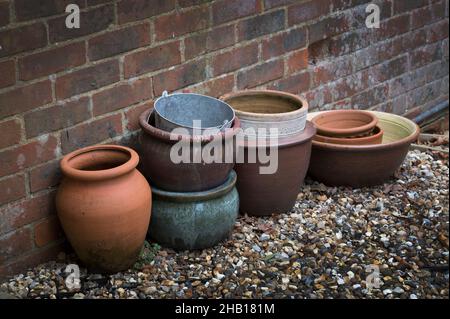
(1, 150, 448, 299)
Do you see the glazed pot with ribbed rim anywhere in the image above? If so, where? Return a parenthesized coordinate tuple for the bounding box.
(56, 145, 151, 273)
(148, 170, 239, 250)
(311, 109, 378, 138)
(314, 126, 384, 145)
(139, 108, 240, 192)
(221, 89, 308, 137)
(307, 111, 420, 187)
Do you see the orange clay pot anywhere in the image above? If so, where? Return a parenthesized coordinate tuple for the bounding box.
(56, 145, 151, 273)
(311, 109, 378, 138)
(314, 126, 384, 145)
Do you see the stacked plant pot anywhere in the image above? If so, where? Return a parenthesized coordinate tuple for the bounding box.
(138, 92, 240, 250)
(307, 110, 420, 186)
(221, 90, 316, 216)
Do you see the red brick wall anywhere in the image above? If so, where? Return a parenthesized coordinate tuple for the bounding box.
(0, 0, 448, 278)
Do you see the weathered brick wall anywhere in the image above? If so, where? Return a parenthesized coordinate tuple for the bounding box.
(0, 0, 448, 277)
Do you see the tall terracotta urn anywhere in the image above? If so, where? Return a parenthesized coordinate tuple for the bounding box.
(56, 145, 151, 273)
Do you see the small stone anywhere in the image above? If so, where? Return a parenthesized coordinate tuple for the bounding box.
(260, 234, 270, 241)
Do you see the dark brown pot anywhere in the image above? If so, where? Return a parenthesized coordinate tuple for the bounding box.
(235, 121, 316, 216)
(308, 111, 420, 187)
(139, 108, 240, 192)
(314, 126, 384, 145)
(311, 109, 378, 137)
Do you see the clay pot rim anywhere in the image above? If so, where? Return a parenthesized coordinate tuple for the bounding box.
(60, 145, 139, 181)
(139, 108, 241, 143)
(220, 89, 308, 119)
(152, 170, 237, 202)
(239, 121, 316, 149)
(314, 125, 384, 145)
(310, 111, 420, 152)
(312, 109, 378, 137)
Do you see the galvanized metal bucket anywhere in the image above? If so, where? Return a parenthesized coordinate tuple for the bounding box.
(154, 91, 235, 134)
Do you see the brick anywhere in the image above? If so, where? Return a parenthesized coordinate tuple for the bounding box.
(55, 60, 120, 99)
(14, 0, 85, 21)
(0, 80, 53, 119)
(0, 135, 58, 178)
(18, 42, 86, 81)
(184, 74, 234, 98)
(351, 84, 389, 109)
(375, 14, 410, 41)
(262, 27, 307, 60)
(264, 0, 297, 9)
(87, 0, 112, 5)
(0, 242, 65, 280)
(179, 0, 213, 7)
(154, 6, 209, 41)
(330, 71, 370, 101)
(412, 1, 446, 29)
(309, 14, 350, 44)
(402, 29, 427, 52)
(0, 60, 15, 89)
(268, 71, 311, 95)
(124, 101, 154, 132)
(407, 81, 442, 109)
(237, 59, 284, 89)
(0, 119, 21, 149)
(0, 175, 26, 206)
(0, 228, 33, 263)
(24, 97, 91, 138)
(153, 60, 207, 96)
(305, 88, 333, 110)
(369, 55, 408, 85)
(29, 160, 61, 193)
(394, 0, 427, 14)
(60, 114, 123, 154)
(34, 216, 63, 248)
(117, 0, 175, 24)
(88, 23, 151, 61)
(287, 49, 309, 74)
(212, 0, 261, 25)
(93, 78, 152, 116)
(123, 41, 181, 78)
(238, 10, 285, 41)
(312, 58, 353, 86)
(410, 43, 443, 69)
(48, 5, 114, 43)
(0, 192, 57, 236)
(185, 25, 235, 60)
(389, 68, 427, 98)
(0, 1, 9, 26)
(427, 20, 449, 43)
(0, 23, 47, 58)
(288, 0, 330, 26)
(212, 44, 259, 77)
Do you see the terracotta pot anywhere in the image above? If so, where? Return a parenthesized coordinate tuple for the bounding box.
(307, 111, 420, 187)
(314, 126, 384, 145)
(311, 109, 378, 138)
(234, 121, 316, 216)
(221, 89, 308, 137)
(56, 145, 151, 273)
(148, 170, 239, 250)
(139, 108, 241, 192)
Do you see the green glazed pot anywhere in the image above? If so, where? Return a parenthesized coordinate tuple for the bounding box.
(148, 171, 239, 250)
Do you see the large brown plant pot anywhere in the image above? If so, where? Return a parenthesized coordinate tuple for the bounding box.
(235, 121, 316, 216)
(139, 108, 241, 192)
(307, 111, 420, 187)
(56, 145, 151, 273)
(313, 126, 384, 145)
(311, 109, 378, 137)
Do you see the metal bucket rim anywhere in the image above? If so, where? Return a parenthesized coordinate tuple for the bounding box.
(154, 92, 236, 131)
